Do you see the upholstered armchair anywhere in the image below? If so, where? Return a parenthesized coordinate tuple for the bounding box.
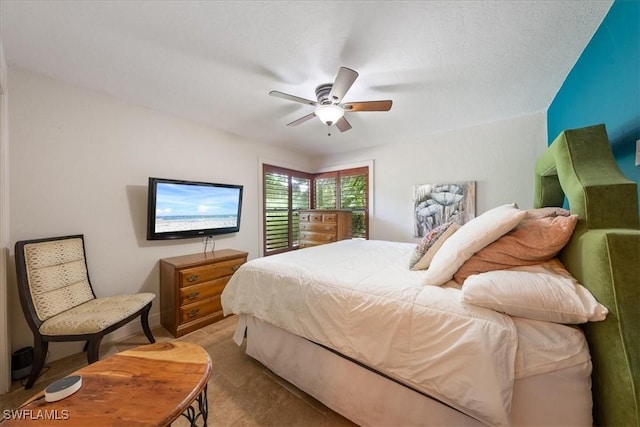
(14, 234, 156, 389)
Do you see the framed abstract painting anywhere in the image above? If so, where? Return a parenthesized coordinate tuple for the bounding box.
(413, 181, 476, 237)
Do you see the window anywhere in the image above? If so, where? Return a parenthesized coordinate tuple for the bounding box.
(315, 167, 368, 239)
(340, 169, 368, 238)
(263, 164, 369, 255)
(314, 176, 336, 209)
(263, 165, 311, 254)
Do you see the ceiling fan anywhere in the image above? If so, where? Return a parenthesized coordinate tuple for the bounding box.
(269, 67, 392, 134)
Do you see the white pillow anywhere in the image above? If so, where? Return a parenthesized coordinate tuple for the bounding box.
(423, 203, 526, 286)
(460, 259, 608, 324)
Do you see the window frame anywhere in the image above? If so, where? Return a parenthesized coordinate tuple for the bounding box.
(314, 166, 369, 239)
(262, 164, 313, 256)
(262, 161, 372, 256)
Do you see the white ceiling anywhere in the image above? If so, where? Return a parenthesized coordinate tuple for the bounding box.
(0, 1, 612, 156)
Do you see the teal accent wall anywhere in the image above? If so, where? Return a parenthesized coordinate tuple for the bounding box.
(547, 0, 640, 206)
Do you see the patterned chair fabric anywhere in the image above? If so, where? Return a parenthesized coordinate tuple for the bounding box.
(39, 293, 155, 335)
(23, 238, 95, 322)
(15, 234, 156, 389)
(23, 237, 155, 335)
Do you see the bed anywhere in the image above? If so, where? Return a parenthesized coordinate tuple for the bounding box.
(222, 124, 639, 426)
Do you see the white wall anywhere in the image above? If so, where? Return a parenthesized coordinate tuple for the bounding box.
(7, 67, 548, 364)
(7, 68, 312, 361)
(0, 38, 11, 393)
(314, 113, 548, 243)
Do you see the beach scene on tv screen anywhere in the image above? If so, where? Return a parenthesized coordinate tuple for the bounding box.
(155, 183, 240, 233)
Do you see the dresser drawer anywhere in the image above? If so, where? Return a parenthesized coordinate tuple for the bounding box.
(300, 212, 339, 224)
(299, 241, 322, 249)
(300, 231, 337, 244)
(322, 213, 337, 223)
(300, 222, 337, 233)
(298, 210, 351, 250)
(178, 259, 243, 287)
(160, 249, 248, 338)
(179, 277, 229, 306)
(309, 213, 324, 222)
(180, 296, 222, 323)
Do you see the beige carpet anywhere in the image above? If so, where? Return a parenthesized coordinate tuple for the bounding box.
(0, 315, 355, 426)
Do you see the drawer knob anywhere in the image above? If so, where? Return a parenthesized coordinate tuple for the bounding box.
(232, 264, 240, 272)
(186, 274, 199, 282)
(187, 308, 200, 318)
(325, 226, 332, 230)
(186, 292, 200, 300)
(326, 236, 332, 240)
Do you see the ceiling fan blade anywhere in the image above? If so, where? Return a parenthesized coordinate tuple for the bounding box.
(269, 90, 317, 106)
(287, 112, 316, 126)
(328, 67, 359, 103)
(343, 100, 393, 112)
(335, 116, 352, 132)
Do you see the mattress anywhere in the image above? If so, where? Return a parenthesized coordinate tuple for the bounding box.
(222, 239, 591, 426)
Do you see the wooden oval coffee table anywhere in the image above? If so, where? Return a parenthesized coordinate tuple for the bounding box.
(3, 341, 211, 426)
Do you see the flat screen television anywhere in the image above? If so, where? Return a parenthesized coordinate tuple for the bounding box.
(146, 177, 243, 240)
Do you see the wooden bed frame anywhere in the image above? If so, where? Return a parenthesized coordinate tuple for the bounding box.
(535, 124, 639, 426)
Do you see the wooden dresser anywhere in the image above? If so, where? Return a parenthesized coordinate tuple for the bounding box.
(159, 249, 247, 337)
(299, 209, 352, 248)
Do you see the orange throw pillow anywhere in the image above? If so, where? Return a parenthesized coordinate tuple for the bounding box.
(453, 214, 578, 284)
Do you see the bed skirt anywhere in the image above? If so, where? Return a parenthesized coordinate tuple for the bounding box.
(237, 314, 593, 426)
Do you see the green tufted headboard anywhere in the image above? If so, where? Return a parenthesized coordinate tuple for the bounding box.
(535, 124, 640, 426)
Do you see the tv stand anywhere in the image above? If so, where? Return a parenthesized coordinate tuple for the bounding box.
(159, 249, 248, 337)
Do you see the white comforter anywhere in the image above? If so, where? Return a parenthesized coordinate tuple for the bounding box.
(223, 240, 522, 425)
(223, 240, 592, 425)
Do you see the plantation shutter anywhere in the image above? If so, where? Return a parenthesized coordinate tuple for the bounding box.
(263, 165, 311, 254)
(314, 176, 337, 209)
(291, 176, 311, 245)
(314, 167, 369, 239)
(340, 168, 368, 238)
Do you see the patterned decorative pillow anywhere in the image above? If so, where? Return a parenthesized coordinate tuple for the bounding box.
(409, 222, 458, 270)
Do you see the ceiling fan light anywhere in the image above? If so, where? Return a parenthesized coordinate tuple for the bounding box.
(315, 104, 344, 125)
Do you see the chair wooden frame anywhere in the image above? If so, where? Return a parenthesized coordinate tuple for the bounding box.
(14, 234, 155, 389)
